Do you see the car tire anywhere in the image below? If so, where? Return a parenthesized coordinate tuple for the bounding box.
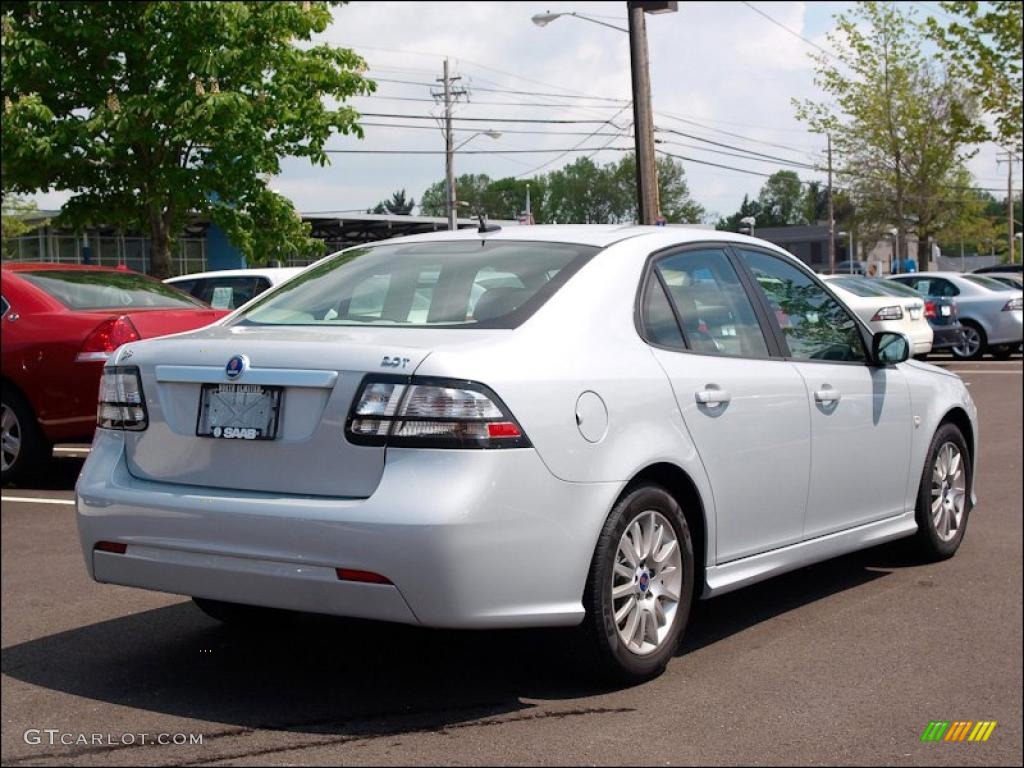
(912, 423, 971, 561)
(580, 484, 695, 683)
(990, 344, 1013, 360)
(913, 353, 929, 362)
(951, 321, 985, 360)
(1, 386, 53, 486)
(192, 597, 293, 626)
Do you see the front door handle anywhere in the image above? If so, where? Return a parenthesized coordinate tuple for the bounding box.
(814, 386, 841, 404)
(695, 387, 731, 405)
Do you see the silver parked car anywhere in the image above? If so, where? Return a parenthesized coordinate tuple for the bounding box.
(887, 272, 1022, 359)
(76, 226, 979, 681)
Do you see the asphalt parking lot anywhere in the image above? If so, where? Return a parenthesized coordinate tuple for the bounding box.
(2, 355, 1021, 767)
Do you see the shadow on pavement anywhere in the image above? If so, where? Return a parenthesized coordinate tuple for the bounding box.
(3, 455, 86, 492)
(1, 541, 917, 737)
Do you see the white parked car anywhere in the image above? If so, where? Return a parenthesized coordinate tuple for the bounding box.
(164, 267, 303, 310)
(822, 275, 934, 356)
(77, 226, 978, 681)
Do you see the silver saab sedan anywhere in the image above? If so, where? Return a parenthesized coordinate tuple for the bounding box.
(76, 225, 978, 681)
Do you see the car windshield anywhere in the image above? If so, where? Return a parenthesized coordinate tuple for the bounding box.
(237, 240, 598, 328)
(829, 277, 891, 297)
(19, 270, 206, 310)
(962, 275, 1015, 292)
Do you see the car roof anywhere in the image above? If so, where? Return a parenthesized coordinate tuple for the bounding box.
(165, 267, 304, 282)
(354, 223, 761, 248)
(1, 262, 140, 274)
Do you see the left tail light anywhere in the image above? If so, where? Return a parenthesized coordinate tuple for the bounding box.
(1003, 297, 1023, 311)
(97, 366, 148, 431)
(924, 301, 937, 319)
(346, 376, 530, 449)
(77, 316, 140, 362)
(871, 305, 904, 321)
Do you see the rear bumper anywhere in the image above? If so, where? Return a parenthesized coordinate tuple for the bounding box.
(930, 324, 964, 350)
(76, 430, 620, 629)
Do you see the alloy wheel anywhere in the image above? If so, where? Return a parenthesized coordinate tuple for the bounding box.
(610, 510, 683, 656)
(953, 326, 981, 358)
(1, 403, 21, 473)
(931, 442, 966, 542)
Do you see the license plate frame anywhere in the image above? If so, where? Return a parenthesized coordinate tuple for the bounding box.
(196, 383, 282, 441)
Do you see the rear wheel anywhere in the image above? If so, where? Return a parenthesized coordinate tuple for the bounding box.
(581, 484, 694, 683)
(951, 321, 985, 360)
(1, 387, 52, 485)
(912, 423, 971, 561)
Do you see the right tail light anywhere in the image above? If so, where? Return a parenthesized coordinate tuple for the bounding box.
(346, 376, 530, 449)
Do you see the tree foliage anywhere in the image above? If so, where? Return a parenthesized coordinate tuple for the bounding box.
(926, 1, 1023, 154)
(369, 188, 415, 215)
(794, 2, 988, 261)
(1, 1, 374, 276)
(418, 153, 703, 225)
(0, 194, 39, 251)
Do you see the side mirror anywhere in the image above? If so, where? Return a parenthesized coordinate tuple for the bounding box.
(872, 331, 910, 365)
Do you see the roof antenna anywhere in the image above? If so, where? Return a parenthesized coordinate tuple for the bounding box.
(477, 211, 501, 234)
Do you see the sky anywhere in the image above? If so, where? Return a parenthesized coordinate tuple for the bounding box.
(27, 0, 1023, 222)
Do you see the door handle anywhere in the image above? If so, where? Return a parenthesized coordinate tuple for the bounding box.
(695, 387, 731, 405)
(814, 386, 841, 404)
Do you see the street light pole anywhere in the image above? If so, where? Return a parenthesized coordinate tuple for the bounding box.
(533, 2, 676, 225)
(628, 3, 659, 224)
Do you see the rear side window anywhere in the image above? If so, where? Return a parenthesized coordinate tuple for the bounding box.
(238, 240, 597, 328)
(19, 271, 205, 310)
(651, 248, 770, 358)
(963, 275, 1014, 292)
(640, 272, 685, 349)
(193, 276, 264, 309)
(903, 277, 959, 297)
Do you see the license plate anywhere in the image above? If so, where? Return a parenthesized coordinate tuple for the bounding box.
(941, 305, 952, 316)
(909, 306, 922, 320)
(197, 383, 282, 440)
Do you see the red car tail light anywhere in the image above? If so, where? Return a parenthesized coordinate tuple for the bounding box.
(924, 301, 937, 319)
(77, 316, 140, 362)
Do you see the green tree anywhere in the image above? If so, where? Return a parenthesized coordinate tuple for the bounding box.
(757, 170, 805, 226)
(715, 194, 763, 231)
(545, 157, 620, 224)
(1, 1, 374, 277)
(611, 154, 704, 224)
(926, 1, 1023, 154)
(795, 2, 986, 262)
(368, 188, 415, 215)
(0, 194, 40, 255)
(418, 174, 492, 218)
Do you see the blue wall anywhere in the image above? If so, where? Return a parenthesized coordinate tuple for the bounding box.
(205, 223, 246, 270)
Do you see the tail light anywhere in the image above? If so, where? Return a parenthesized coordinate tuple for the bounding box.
(346, 375, 530, 449)
(97, 366, 148, 431)
(924, 301, 937, 319)
(77, 316, 140, 362)
(1003, 297, 1023, 311)
(871, 305, 904, 321)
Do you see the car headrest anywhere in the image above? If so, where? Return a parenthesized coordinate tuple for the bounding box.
(473, 286, 530, 323)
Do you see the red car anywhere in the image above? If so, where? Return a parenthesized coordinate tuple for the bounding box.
(2, 263, 229, 483)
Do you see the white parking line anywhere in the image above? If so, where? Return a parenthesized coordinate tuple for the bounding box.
(1, 496, 76, 505)
(53, 446, 91, 454)
(943, 370, 1022, 375)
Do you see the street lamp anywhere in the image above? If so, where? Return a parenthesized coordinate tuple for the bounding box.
(739, 216, 756, 237)
(532, 2, 678, 224)
(837, 230, 851, 273)
(446, 130, 501, 230)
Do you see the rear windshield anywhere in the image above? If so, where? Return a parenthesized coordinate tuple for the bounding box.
(20, 270, 206, 310)
(237, 240, 598, 328)
(829, 277, 891, 297)
(962, 275, 1014, 292)
(872, 279, 922, 297)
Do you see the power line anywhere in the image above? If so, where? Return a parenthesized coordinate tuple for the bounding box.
(514, 103, 635, 178)
(359, 121, 631, 138)
(655, 138, 818, 170)
(323, 146, 633, 155)
(358, 112, 623, 125)
(739, 1, 841, 62)
(655, 127, 819, 168)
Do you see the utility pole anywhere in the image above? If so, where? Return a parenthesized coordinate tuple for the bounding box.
(996, 150, 1017, 263)
(627, 2, 664, 225)
(434, 59, 465, 232)
(827, 133, 835, 274)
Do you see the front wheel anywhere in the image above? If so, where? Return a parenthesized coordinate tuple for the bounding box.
(581, 485, 695, 683)
(912, 424, 972, 561)
(951, 322, 985, 360)
(1, 387, 52, 486)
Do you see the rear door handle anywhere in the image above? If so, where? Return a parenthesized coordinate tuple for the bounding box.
(695, 388, 731, 405)
(814, 386, 841, 404)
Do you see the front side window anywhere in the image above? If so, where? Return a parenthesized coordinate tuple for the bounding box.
(238, 240, 597, 328)
(652, 248, 770, 358)
(738, 249, 866, 363)
(0, 295, 9, 317)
